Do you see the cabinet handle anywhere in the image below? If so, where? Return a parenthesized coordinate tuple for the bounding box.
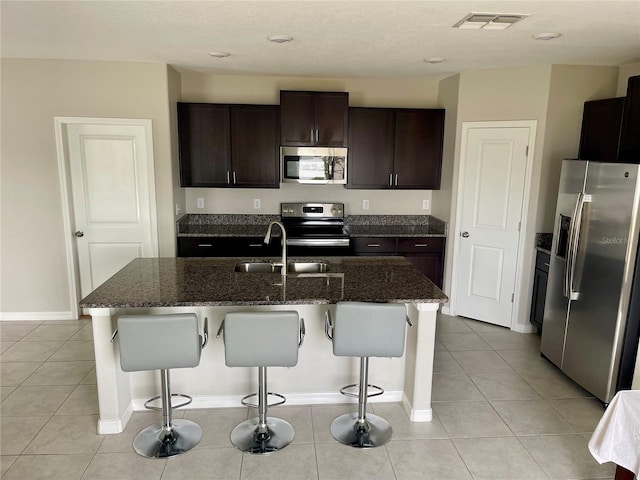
(544, 263, 550, 267)
(395, 173, 398, 186)
(389, 174, 393, 186)
(414, 243, 428, 247)
(311, 128, 314, 142)
(198, 244, 213, 247)
(232, 171, 237, 184)
(316, 129, 319, 142)
(226, 171, 230, 184)
(248, 244, 262, 247)
(367, 243, 381, 247)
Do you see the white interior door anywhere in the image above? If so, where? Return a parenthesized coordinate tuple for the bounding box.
(455, 126, 530, 327)
(64, 120, 158, 297)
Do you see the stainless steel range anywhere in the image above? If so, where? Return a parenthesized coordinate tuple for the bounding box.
(281, 202, 350, 255)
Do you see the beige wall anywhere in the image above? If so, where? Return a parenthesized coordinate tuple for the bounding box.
(167, 66, 185, 222)
(0, 59, 175, 317)
(180, 71, 443, 216)
(538, 65, 618, 232)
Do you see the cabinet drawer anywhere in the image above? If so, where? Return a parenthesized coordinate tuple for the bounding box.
(351, 237, 396, 254)
(177, 237, 219, 257)
(397, 237, 444, 253)
(536, 250, 551, 272)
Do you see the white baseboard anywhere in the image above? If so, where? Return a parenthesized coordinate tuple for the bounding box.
(131, 390, 404, 412)
(511, 323, 537, 334)
(402, 393, 433, 422)
(440, 306, 451, 315)
(0, 311, 77, 321)
(98, 402, 133, 435)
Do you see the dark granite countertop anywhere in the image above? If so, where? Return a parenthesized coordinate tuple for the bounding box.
(176, 214, 447, 238)
(80, 257, 448, 308)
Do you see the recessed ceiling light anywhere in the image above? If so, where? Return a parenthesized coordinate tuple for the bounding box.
(268, 35, 293, 44)
(424, 57, 446, 64)
(208, 52, 230, 58)
(532, 32, 562, 40)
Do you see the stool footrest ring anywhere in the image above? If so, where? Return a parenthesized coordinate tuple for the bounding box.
(339, 383, 384, 399)
(241, 392, 286, 408)
(144, 393, 193, 411)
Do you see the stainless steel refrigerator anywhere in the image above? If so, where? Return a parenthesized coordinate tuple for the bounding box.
(541, 159, 640, 403)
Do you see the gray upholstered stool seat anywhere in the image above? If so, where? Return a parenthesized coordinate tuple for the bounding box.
(221, 310, 304, 454)
(325, 301, 408, 448)
(117, 313, 208, 458)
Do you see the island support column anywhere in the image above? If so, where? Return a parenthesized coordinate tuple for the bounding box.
(89, 308, 132, 434)
(403, 302, 439, 422)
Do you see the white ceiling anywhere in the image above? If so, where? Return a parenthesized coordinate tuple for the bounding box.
(1, 0, 639, 78)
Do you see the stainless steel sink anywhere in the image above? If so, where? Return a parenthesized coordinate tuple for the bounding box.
(234, 261, 328, 273)
(288, 262, 328, 273)
(234, 262, 277, 273)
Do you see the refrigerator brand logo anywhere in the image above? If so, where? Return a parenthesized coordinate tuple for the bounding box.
(602, 236, 628, 245)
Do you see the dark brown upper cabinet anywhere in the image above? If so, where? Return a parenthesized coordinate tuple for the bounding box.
(280, 91, 348, 146)
(347, 107, 396, 188)
(578, 97, 624, 162)
(178, 102, 279, 188)
(347, 107, 445, 189)
(619, 75, 640, 163)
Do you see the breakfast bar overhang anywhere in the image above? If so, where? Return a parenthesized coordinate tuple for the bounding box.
(80, 256, 448, 435)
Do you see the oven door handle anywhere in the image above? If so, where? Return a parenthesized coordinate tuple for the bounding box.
(287, 238, 350, 247)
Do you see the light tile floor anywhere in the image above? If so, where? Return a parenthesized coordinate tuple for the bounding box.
(0, 314, 616, 480)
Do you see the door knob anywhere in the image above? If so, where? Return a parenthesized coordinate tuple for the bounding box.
(461, 231, 470, 238)
(75, 231, 84, 238)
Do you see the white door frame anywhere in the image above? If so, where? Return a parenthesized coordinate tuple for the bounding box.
(55, 117, 158, 319)
(449, 120, 537, 330)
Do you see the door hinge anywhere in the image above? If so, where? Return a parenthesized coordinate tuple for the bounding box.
(518, 221, 521, 232)
(525, 145, 529, 156)
(511, 293, 514, 303)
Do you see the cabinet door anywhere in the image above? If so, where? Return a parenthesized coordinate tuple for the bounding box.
(314, 92, 349, 146)
(280, 91, 315, 145)
(619, 75, 640, 163)
(231, 105, 280, 188)
(404, 254, 443, 288)
(394, 109, 444, 189)
(398, 237, 445, 288)
(578, 97, 624, 162)
(347, 107, 395, 188)
(178, 103, 231, 187)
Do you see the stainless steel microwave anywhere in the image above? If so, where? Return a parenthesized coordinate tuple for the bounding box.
(281, 146, 347, 184)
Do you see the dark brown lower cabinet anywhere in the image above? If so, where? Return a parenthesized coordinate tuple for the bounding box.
(177, 237, 278, 257)
(529, 250, 550, 332)
(351, 236, 445, 288)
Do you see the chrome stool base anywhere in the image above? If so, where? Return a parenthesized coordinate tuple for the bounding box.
(230, 417, 294, 454)
(133, 419, 203, 458)
(330, 412, 393, 448)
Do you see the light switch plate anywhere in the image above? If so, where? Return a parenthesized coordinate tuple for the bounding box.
(197, 197, 205, 209)
(363, 199, 370, 210)
(422, 199, 430, 210)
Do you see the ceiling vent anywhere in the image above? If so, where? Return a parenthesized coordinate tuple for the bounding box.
(453, 12, 529, 30)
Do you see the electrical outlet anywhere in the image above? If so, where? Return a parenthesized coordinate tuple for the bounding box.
(422, 199, 430, 210)
(253, 199, 261, 209)
(196, 197, 205, 209)
(175, 203, 181, 216)
(363, 199, 370, 210)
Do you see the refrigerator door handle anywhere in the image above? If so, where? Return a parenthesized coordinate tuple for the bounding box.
(564, 194, 582, 298)
(567, 193, 591, 300)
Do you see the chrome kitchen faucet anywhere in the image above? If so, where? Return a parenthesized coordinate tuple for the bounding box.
(264, 221, 287, 276)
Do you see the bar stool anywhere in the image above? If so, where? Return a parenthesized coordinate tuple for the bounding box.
(325, 301, 409, 448)
(116, 313, 208, 458)
(219, 310, 304, 454)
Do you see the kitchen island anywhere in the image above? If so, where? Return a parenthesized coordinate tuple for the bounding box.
(81, 256, 447, 434)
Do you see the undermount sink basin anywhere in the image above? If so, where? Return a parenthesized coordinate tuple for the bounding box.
(234, 261, 328, 274)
